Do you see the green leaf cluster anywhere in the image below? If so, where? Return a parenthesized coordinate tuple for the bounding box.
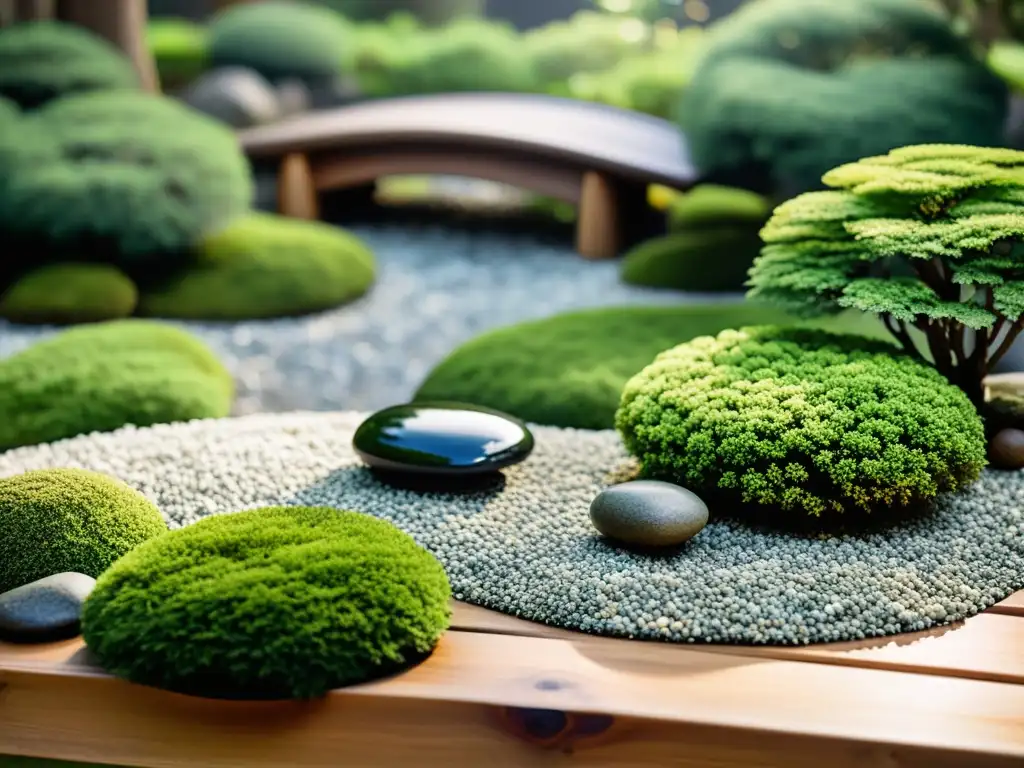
(0, 468, 166, 593)
(81, 506, 452, 699)
(678, 0, 1008, 197)
(615, 326, 986, 519)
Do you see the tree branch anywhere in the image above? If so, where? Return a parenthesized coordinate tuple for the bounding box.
(883, 314, 927, 361)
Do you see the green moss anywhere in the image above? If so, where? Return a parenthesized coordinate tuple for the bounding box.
(679, 0, 1008, 197)
(616, 326, 986, 519)
(0, 263, 138, 324)
(2, 91, 252, 275)
(136, 214, 375, 320)
(988, 42, 1024, 93)
(82, 506, 451, 700)
(0, 468, 166, 594)
(0, 320, 234, 451)
(208, 1, 352, 81)
(0, 21, 138, 109)
(147, 18, 210, 90)
(414, 302, 889, 429)
(620, 227, 763, 292)
(667, 184, 771, 231)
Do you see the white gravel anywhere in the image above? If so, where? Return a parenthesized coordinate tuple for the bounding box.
(0, 224, 723, 414)
(2, 411, 1021, 645)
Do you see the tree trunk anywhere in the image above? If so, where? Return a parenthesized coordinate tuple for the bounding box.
(56, 0, 160, 93)
(9, 0, 55, 21)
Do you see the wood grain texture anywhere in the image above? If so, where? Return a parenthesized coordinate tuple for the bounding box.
(576, 171, 619, 259)
(277, 153, 318, 220)
(3, 630, 1024, 767)
(990, 591, 1024, 617)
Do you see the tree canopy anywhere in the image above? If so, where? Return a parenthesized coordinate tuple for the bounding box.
(748, 143, 1024, 406)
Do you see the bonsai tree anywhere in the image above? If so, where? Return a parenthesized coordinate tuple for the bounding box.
(748, 143, 1024, 411)
(678, 0, 1009, 198)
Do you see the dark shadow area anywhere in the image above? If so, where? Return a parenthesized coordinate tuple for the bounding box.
(368, 467, 508, 494)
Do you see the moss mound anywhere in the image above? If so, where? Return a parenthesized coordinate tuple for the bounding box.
(0, 263, 138, 324)
(1, 91, 252, 275)
(147, 18, 210, 90)
(209, 1, 351, 82)
(0, 320, 234, 451)
(621, 228, 763, 292)
(667, 184, 771, 230)
(82, 506, 452, 699)
(679, 0, 1008, 197)
(137, 214, 375, 320)
(0, 21, 138, 109)
(415, 303, 889, 429)
(0, 468, 166, 593)
(616, 326, 987, 519)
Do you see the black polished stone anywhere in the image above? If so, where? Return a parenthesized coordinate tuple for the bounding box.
(353, 402, 534, 476)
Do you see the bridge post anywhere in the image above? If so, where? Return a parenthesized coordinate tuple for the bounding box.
(576, 172, 619, 259)
(278, 153, 319, 221)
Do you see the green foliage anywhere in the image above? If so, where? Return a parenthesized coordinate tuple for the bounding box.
(679, 0, 1008, 197)
(360, 17, 541, 96)
(415, 303, 889, 429)
(137, 214, 375, 320)
(0, 468, 166, 594)
(0, 263, 138, 324)
(81, 506, 451, 699)
(622, 185, 771, 291)
(0, 21, 138, 109)
(616, 326, 987, 518)
(320, 0, 483, 24)
(208, 0, 352, 82)
(749, 143, 1024, 405)
(147, 18, 210, 90)
(0, 91, 252, 275)
(0, 320, 234, 451)
(620, 228, 764, 292)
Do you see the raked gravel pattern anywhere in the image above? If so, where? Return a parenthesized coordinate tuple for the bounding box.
(0, 224, 707, 415)
(2, 412, 1022, 645)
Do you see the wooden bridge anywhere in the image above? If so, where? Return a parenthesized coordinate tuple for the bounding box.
(237, 93, 698, 259)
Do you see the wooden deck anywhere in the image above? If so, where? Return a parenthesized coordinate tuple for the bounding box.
(2, 591, 1024, 767)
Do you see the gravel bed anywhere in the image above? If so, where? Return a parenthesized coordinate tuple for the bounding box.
(0, 224, 719, 414)
(3, 411, 1022, 645)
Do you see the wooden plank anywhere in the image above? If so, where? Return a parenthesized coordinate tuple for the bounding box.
(450, 601, 1024, 686)
(278, 153, 318, 220)
(990, 591, 1024, 617)
(3, 631, 1024, 767)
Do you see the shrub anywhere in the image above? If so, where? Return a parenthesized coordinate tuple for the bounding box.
(208, 1, 352, 82)
(1, 91, 252, 275)
(666, 184, 771, 231)
(0, 21, 138, 109)
(81, 506, 452, 699)
(0, 320, 234, 451)
(325, 0, 482, 24)
(679, 0, 1008, 197)
(0, 468, 166, 594)
(0, 263, 138, 324)
(620, 228, 764, 292)
(415, 303, 889, 429)
(147, 18, 210, 90)
(136, 214, 375, 320)
(616, 326, 986, 518)
(749, 143, 1024, 409)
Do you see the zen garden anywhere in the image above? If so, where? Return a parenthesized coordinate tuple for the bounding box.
(2, 0, 1024, 765)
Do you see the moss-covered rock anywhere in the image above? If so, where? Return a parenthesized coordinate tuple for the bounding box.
(0, 263, 138, 324)
(666, 184, 772, 231)
(0, 21, 139, 109)
(414, 303, 889, 429)
(679, 0, 1009, 197)
(0, 320, 234, 451)
(1, 91, 252, 276)
(82, 506, 451, 699)
(616, 326, 986, 519)
(137, 214, 375, 320)
(0, 468, 166, 594)
(208, 1, 352, 82)
(620, 228, 763, 293)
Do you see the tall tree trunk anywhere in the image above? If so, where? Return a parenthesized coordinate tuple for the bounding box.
(56, 0, 160, 93)
(9, 0, 55, 21)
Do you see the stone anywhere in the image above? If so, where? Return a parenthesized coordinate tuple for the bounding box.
(590, 480, 708, 548)
(306, 74, 363, 110)
(182, 67, 280, 128)
(352, 402, 533, 476)
(990, 427, 1024, 469)
(0, 572, 96, 643)
(275, 78, 311, 117)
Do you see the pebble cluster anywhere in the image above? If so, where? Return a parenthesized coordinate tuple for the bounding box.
(1, 412, 1021, 645)
(0, 224, 703, 414)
